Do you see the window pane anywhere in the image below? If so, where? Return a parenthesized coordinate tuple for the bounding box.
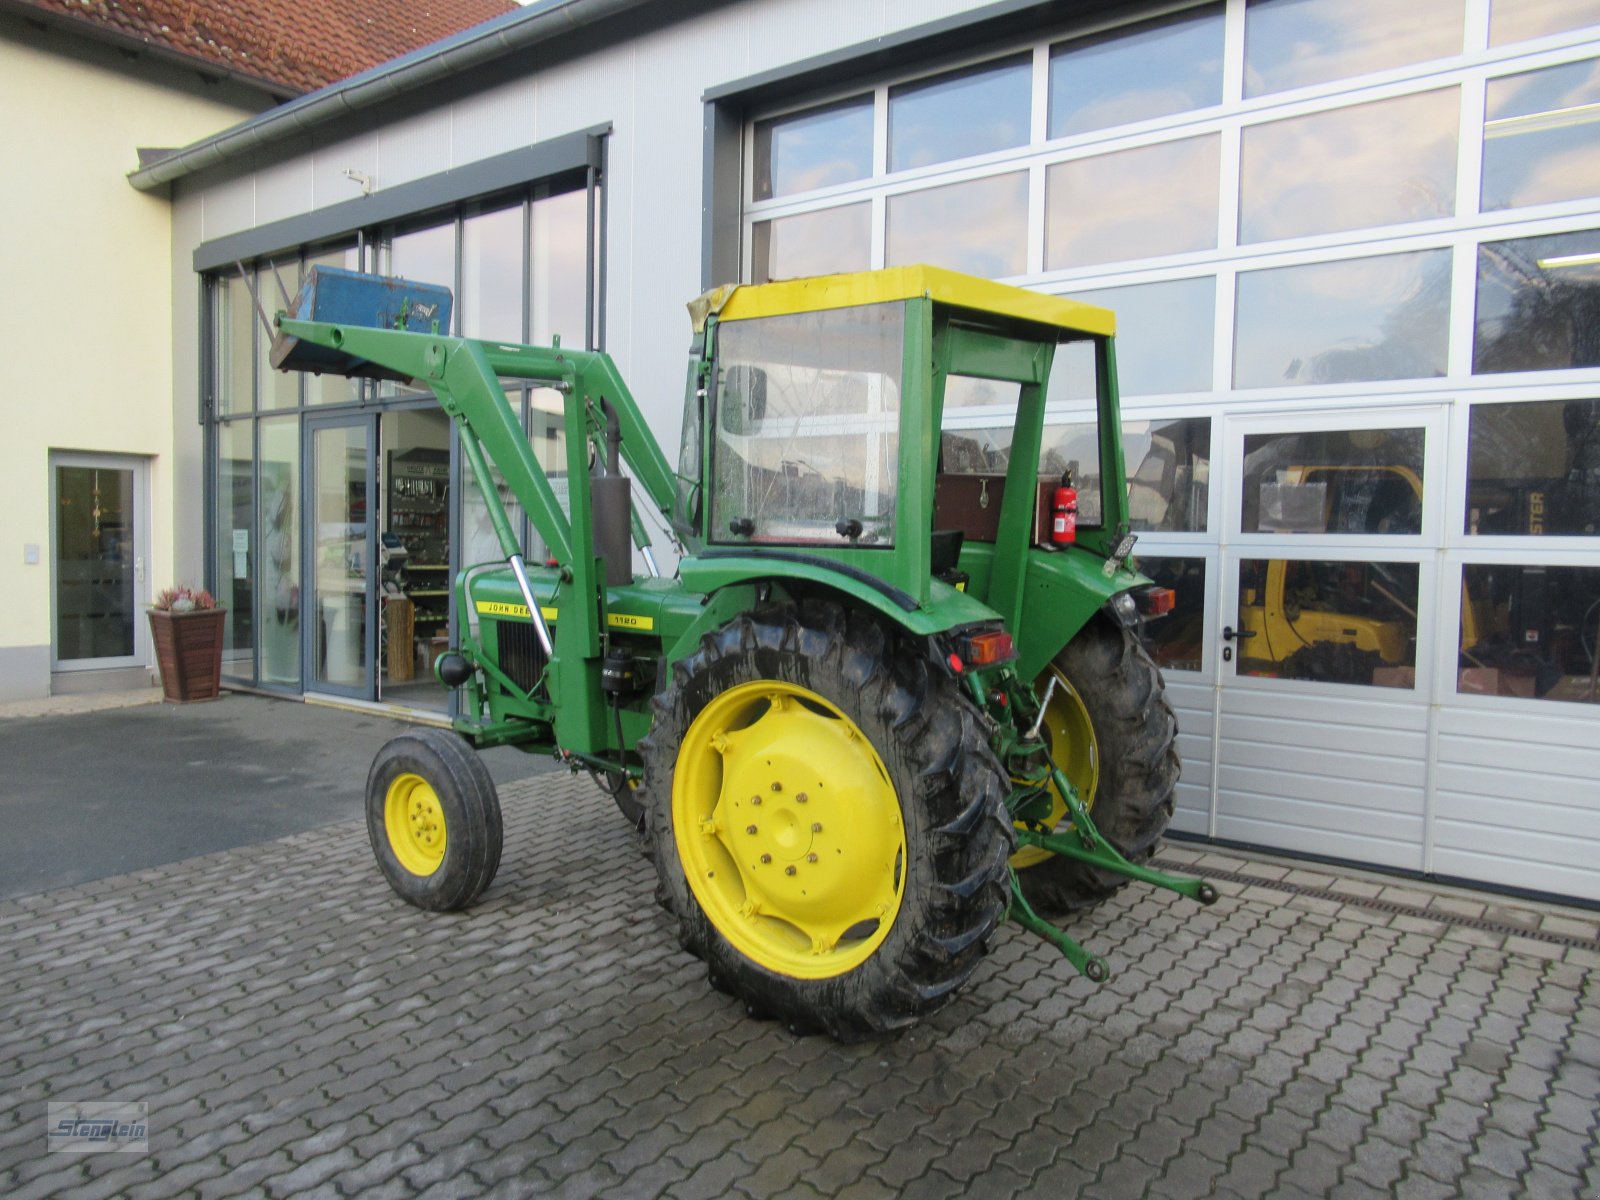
(216, 274, 254, 415)
(755, 97, 874, 200)
(215, 420, 255, 676)
(1467, 398, 1600, 535)
(1137, 556, 1207, 671)
(1050, 5, 1224, 137)
(712, 305, 903, 545)
(1474, 229, 1600, 373)
(1240, 89, 1459, 243)
(1241, 427, 1425, 534)
(889, 55, 1032, 172)
(1046, 135, 1220, 270)
(532, 189, 589, 348)
(1068, 278, 1215, 395)
(1460, 564, 1600, 701)
(888, 173, 1028, 278)
(1490, 0, 1600, 46)
(1244, 0, 1465, 98)
(752, 204, 871, 284)
(305, 246, 360, 405)
(940, 419, 1103, 524)
(1125, 417, 1211, 532)
(461, 205, 524, 343)
(1237, 558, 1420, 686)
(1234, 251, 1452, 388)
(256, 266, 300, 410)
(1483, 59, 1600, 213)
(388, 224, 455, 303)
(260, 416, 300, 686)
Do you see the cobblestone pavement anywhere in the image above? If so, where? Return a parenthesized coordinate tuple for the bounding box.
(2, 772, 1597, 1200)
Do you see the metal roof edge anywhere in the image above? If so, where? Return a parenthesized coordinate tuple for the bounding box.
(126, 0, 651, 193)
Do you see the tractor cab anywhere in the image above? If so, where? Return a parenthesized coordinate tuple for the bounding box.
(674, 267, 1136, 628)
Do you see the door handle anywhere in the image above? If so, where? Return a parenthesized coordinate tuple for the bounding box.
(1221, 625, 1256, 641)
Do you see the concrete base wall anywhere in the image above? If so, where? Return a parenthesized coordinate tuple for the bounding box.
(0, 646, 50, 703)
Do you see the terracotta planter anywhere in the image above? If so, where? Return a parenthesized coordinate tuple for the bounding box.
(148, 608, 227, 702)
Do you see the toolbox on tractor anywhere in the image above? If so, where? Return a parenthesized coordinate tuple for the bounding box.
(270, 263, 1214, 1040)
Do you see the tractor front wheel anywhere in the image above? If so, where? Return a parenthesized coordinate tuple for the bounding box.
(640, 601, 1014, 1041)
(1015, 618, 1179, 915)
(366, 727, 503, 911)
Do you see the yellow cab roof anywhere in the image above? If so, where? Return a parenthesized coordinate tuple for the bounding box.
(711, 266, 1115, 338)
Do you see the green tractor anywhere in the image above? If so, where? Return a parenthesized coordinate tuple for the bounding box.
(272, 264, 1213, 1040)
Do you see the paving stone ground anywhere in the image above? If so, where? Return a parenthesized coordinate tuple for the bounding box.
(2, 771, 1597, 1199)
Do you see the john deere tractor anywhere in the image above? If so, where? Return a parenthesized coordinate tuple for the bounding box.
(271, 264, 1212, 1040)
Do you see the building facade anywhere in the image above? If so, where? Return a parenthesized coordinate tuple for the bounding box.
(146, 0, 1600, 901)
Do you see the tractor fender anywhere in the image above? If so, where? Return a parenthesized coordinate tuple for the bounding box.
(1015, 548, 1152, 680)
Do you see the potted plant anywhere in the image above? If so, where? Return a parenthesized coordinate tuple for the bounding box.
(148, 585, 227, 702)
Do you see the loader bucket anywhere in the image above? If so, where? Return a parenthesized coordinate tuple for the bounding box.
(269, 265, 454, 382)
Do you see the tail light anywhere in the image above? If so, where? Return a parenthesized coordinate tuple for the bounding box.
(962, 630, 1016, 666)
(1135, 587, 1176, 617)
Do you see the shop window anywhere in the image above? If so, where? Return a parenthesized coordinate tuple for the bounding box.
(304, 246, 360, 405)
(1490, 0, 1600, 47)
(1459, 564, 1600, 702)
(939, 420, 1104, 526)
(754, 96, 873, 201)
(1242, 0, 1464, 98)
(259, 416, 300, 687)
(1467, 398, 1600, 535)
(1474, 228, 1600, 373)
(1049, 5, 1224, 138)
(1236, 558, 1420, 687)
(753, 203, 871, 284)
(387, 223, 456, 304)
(1483, 59, 1600, 213)
(216, 274, 254, 416)
(1136, 556, 1207, 671)
(1241, 427, 1426, 535)
(1234, 251, 1452, 388)
(215, 420, 255, 677)
(1067, 278, 1214, 396)
(888, 55, 1031, 173)
(1046, 135, 1220, 270)
(1239, 89, 1459, 243)
(887, 173, 1028, 278)
(1126, 417, 1210, 532)
(257, 266, 300, 410)
(461, 204, 525, 343)
(531, 189, 590, 348)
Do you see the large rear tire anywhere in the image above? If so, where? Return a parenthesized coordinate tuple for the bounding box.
(366, 727, 503, 912)
(1015, 618, 1178, 915)
(640, 601, 1014, 1041)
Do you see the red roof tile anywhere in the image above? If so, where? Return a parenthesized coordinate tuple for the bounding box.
(11, 0, 520, 96)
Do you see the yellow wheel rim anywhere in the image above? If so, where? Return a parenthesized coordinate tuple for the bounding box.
(1012, 667, 1099, 869)
(673, 681, 907, 979)
(384, 773, 448, 876)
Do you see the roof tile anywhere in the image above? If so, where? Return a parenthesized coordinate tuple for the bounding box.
(13, 0, 520, 94)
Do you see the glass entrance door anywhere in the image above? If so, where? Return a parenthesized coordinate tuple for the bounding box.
(304, 416, 375, 697)
(51, 454, 147, 671)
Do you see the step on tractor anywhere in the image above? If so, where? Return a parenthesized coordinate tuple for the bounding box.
(270, 264, 1216, 1040)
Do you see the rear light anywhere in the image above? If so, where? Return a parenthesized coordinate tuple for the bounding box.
(962, 630, 1016, 667)
(1136, 587, 1176, 617)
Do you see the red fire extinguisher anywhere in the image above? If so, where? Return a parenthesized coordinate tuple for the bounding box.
(1052, 470, 1078, 545)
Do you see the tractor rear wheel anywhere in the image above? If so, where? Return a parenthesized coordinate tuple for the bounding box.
(366, 727, 503, 912)
(640, 601, 1014, 1041)
(1014, 618, 1178, 915)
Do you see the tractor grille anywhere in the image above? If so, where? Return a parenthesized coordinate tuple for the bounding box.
(493, 619, 548, 697)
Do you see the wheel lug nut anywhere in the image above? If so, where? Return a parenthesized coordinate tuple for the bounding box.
(812, 822, 823, 833)
(750, 796, 762, 806)
(785, 865, 796, 876)
(760, 854, 772, 864)
(796, 792, 808, 803)
(746, 825, 758, 835)
(771, 782, 782, 793)
(807, 853, 818, 863)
